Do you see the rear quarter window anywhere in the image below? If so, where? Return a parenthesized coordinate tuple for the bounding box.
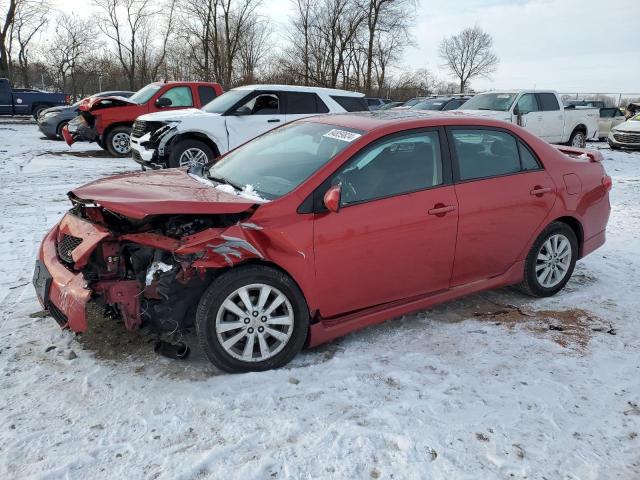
(537, 93, 560, 111)
(198, 86, 217, 105)
(330, 95, 368, 112)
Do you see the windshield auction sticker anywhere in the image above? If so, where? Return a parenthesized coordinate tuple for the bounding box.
(323, 129, 362, 142)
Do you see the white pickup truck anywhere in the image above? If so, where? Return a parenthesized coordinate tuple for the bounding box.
(458, 90, 599, 147)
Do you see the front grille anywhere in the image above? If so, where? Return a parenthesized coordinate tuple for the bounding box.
(57, 234, 82, 265)
(613, 132, 640, 144)
(48, 302, 68, 327)
(131, 120, 163, 139)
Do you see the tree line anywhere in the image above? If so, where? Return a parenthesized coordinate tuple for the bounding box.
(0, 0, 499, 100)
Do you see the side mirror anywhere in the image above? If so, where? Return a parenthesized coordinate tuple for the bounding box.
(323, 184, 341, 213)
(513, 105, 520, 116)
(233, 105, 251, 116)
(155, 97, 172, 108)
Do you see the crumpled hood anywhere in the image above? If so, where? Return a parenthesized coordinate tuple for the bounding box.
(71, 169, 258, 219)
(79, 95, 138, 111)
(136, 108, 217, 122)
(614, 119, 640, 133)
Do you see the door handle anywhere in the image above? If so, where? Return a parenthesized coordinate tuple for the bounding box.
(428, 204, 456, 216)
(530, 186, 552, 196)
(267, 118, 280, 123)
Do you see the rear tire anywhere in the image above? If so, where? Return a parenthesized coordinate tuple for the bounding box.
(168, 139, 216, 168)
(568, 129, 586, 148)
(518, 222, 578, 297)
(196, 265, 309, 373)
(105, 126, 132, 157)
(56, 121, 68, 140)
(32, 105, 48, 119)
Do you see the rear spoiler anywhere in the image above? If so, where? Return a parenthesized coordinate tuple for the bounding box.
(555, 145, 603, 163)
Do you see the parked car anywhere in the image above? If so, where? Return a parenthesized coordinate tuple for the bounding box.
(37, 91, 133, 140)
(459, 90, 599, 147)
(378, 101, 404, 110)
(597, 107, 627, 141)
(608, 113, 640, 150)
(62, 81, 223, 157)
(34, 111, 611, 372)
(395, 96, 431, 109)
(411, 96, 471, 111)
(130, 85, 368, 169)
(365, 97, 391, 110)
(0, 77, 69, 118)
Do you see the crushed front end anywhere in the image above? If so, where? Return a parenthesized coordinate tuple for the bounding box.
(33, 196, 261, 334)
(130, 120, 179, 169)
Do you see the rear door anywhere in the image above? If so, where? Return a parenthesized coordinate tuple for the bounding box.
(536, 93, 564, 142)
(284, 91, 329, 123)
(447, 127, 555, 286)
(225, 91, 286, 150)
(313, 129, 458, 317)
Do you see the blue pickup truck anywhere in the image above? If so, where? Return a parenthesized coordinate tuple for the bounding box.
(0, 78, 69, 119)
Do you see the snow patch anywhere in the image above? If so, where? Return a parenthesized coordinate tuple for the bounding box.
(144, 261, 173, 286)
(188, 173, 269, 202)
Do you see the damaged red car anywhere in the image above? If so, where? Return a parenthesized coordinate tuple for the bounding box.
(34, 111, 611, 372)
(62, 81, 223, 157)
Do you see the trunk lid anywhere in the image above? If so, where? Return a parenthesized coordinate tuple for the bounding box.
(71, 169, 262, 219)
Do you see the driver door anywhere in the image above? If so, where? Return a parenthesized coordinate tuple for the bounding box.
(513, 93, 545, 139)
(225, 92, 286, 150)
(313, 129, 458, 317)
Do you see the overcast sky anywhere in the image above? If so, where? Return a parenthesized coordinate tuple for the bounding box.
(56, 0, 640, 93)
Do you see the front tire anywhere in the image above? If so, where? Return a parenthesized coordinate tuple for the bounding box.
(56, 121, 68, 140)
(569, 129, 586, 148)
(518, 222, 578, 297)
(168, 139, 216, 168)
(196, 265, 309, 373)
(105, 126, 132, 157)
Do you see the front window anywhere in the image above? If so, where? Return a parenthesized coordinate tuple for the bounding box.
(206, 122, 363, 200)
(461, 93, 518, 112)
(159, 86, 193, 107)
(129, 84, 162, 104)
(201, 90, 249, 113)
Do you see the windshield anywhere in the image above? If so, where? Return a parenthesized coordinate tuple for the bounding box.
(412, 99, 447, 110)
(129, 84, 161, 104)
(462, 93, 518, 111)
(206, 122, 364, 200)
(202, 90, 249, 113)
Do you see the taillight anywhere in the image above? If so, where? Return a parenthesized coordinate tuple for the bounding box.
(602, 175, 612, 192)
(65, 95, 71, 104)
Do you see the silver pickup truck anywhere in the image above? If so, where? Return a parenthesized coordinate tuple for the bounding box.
(458, 90, 599, 147)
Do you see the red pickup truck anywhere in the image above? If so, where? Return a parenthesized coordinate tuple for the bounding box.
(63, 81, 223, 157)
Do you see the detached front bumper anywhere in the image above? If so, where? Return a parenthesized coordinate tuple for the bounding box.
(33, 225, 92, 332)
(63, 116, 98, 146)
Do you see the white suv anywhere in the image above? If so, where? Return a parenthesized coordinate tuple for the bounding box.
(130, 85, 368, 168)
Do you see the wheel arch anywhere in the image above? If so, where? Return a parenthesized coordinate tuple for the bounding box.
(571, 124, 587, 135)
(551, 215, 584, 256)
(173, 131, 221, 157)
(103, 121, 134, 139)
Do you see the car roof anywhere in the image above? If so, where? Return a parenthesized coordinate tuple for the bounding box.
(232, 84, 364, 97)
(304, 110, 518, 132)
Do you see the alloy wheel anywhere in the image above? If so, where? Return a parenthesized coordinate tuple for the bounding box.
(535, 233, 572, 288)
(215, 283, 294, 362)
(178, 148, 209, 167)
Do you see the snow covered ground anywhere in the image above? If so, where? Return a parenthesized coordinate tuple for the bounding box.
(1, 117, 639, 479)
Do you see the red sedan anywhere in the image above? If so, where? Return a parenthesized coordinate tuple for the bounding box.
(34, 111, 611, 372)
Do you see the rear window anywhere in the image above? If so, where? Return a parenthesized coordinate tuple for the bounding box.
(286, 92, 329, 114)
(330, 95, 368, 112)
(198, 86, 217, 105)
(537, 93, 560, 111)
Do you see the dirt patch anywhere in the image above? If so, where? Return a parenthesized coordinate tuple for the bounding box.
(472, 304, 615, 351)
(36, 149, 113, 159)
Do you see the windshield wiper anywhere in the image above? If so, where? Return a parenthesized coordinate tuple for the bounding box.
(207, 173, 244, 192)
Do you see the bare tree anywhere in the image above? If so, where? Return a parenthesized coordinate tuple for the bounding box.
(94, 0, 176, 90)
(48, 14, 98, 97)
(439, 25, 498, 93)
(0, 0, 17, 79)
(6, 0, 48, 86)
